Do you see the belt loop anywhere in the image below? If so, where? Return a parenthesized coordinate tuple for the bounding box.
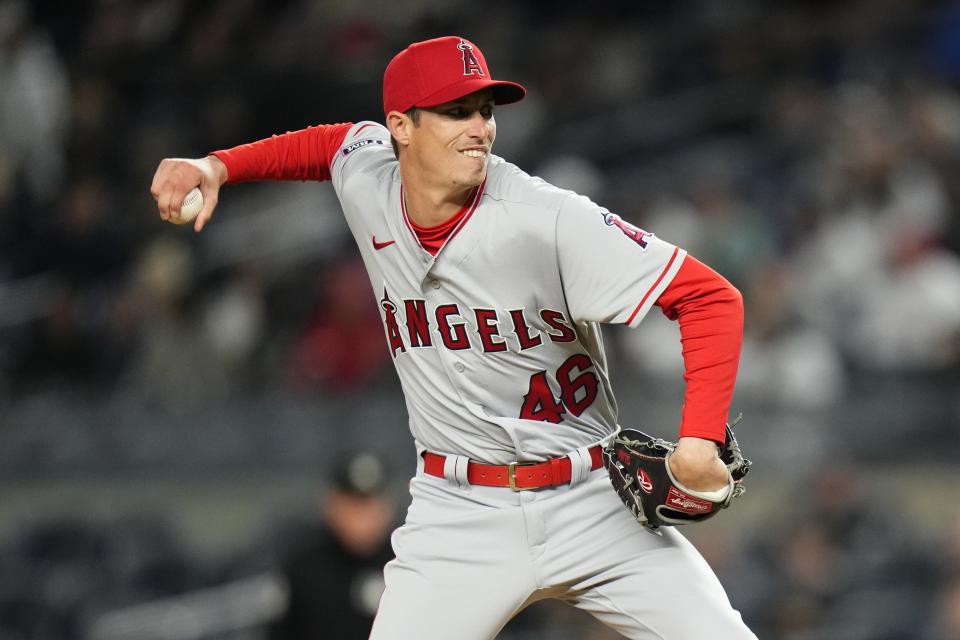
(549, 457, 563, 485)
(443, 454, 470, 490)
(566, 446, 593, 489)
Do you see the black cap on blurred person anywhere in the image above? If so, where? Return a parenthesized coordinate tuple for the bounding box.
(331, 451, 388, 496)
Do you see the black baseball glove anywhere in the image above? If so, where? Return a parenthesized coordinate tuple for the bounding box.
(602, 417, 751, 531)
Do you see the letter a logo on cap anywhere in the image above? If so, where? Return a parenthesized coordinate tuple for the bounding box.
(457, 39, 485, 77)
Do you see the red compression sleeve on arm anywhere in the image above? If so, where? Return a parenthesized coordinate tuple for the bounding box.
(654, 255, 744, 443)
(210, 123, 353, 184)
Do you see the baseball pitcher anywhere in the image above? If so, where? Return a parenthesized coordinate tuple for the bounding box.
(151, 36, 757, 639)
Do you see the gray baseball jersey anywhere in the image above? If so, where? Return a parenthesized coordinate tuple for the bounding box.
(330, 122, 686, 464)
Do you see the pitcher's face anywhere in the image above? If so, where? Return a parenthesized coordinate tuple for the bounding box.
(406, 89, 497, 189)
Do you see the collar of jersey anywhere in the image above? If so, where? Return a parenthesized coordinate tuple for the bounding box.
(400, 180, 485, 257)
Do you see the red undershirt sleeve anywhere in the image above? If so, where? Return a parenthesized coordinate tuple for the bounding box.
(654, 255, 744, 444)
(210, 123, 353, 184)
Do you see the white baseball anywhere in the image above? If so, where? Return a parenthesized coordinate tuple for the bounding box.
(171, 187, 203, 225)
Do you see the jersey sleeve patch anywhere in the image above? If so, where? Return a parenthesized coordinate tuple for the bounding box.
(341, 138, 387, 156)
(556, 194, 687, 326)
(601, 211, 654, 250)
(336, 121, 390, 155)
(330, 121, 393, 196)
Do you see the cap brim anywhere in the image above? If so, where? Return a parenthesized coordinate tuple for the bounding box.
(416, 78, 527, 109)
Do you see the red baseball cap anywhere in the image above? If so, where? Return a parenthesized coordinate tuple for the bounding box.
(383, 36, 526, 115)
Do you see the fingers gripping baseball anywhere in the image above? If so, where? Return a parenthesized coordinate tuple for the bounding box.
(150, 155, 226, 231)
(150, 158, 197, 220)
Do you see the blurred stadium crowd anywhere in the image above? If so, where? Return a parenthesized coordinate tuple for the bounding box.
(2, 0, 960, 638)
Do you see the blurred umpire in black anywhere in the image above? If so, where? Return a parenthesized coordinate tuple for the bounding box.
(268, 451, 397, 639)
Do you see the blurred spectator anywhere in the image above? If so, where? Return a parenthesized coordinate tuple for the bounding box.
(737, 259, 846, 409)
(742, 463, 937, 640)
(117, 235, 206, 403)
(199, 267, 267, 382)
(0, 514, 199, 640)
(944, 516, 960, 581)
(7, 288, 122, 395)
(37, 173, 129, 284)
(929, 578, 960, 640)
(687, 176, 775, 290)
(850, 234, 960, 370)
(0, 0, 69, 205)
(267, 451, 396, 640)
(283, 255, 391, 395)
(535, 154, 607, 201)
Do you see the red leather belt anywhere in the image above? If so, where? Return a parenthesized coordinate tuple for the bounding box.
(422, 446, 603, 491)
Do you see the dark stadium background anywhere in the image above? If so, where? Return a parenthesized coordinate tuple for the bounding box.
(2, 1, 960, 638)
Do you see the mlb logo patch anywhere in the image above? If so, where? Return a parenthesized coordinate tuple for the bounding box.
(342, 139, 386, 156)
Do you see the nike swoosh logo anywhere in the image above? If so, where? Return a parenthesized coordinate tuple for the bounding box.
(372, 237, 396, 250)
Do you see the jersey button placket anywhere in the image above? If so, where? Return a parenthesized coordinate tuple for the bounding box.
(424, 276, 462, 383)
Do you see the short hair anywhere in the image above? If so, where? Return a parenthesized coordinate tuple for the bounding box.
(390, 107, 421, 158)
